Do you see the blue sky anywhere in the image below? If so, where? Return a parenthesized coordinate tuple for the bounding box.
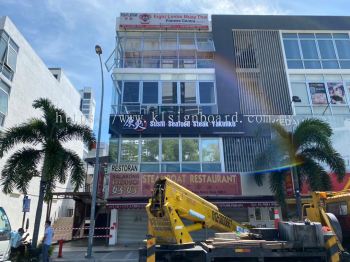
(1, 0, 350, 142)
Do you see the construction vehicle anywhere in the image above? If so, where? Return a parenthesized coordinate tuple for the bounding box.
(139, 177, 349, 262)
(0, 207, 11, 261)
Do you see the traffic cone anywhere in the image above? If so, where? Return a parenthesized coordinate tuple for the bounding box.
(274, 209, 280, 229)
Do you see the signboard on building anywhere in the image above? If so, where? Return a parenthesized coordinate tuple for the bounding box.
(109, 164, 139, 173)
(119, 13, 209, 30)
(108, 173, 242, 199)
(109, 114, 246, 135)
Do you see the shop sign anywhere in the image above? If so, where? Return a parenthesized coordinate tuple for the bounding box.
(119, 13, 209, 30)
(109, 113, 245, 135)
(108, 164, 139, 173)
(108, 173, 242, 199)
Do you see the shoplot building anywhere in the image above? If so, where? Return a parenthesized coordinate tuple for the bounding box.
(0, 17, 91, 238)
(104, 13, 350, 244)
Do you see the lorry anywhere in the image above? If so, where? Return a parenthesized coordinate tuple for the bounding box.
(139, 177, 349, 262)
(0, 207, 11, 261)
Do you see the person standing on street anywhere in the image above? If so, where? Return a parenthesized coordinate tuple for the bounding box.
(42, 220, 54, 262)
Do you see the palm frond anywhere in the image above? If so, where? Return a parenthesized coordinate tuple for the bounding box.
(299, 158, 329, 191)
(1, 148, 42, 194)
(58, 123, 95, 149)
(64, 149, 85, 191)
(269, 171, 287, 208)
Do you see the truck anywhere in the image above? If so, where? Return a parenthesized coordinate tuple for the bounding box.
(139, 177, 349, 262)
(0, 207, 11, 261)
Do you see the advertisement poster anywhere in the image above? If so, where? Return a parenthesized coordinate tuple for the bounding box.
(108, 173, 242, 199)
(309, 83, 328, 104)
(327, 82, 346, 104)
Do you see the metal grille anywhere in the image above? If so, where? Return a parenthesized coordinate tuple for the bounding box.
(223, 136, 270, 172)
(233, 30, 292, 115)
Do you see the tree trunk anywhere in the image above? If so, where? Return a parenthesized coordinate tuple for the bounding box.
(32, 177, 45, 247)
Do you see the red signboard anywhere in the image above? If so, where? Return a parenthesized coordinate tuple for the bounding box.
(284, 171, 294, 197)
(108, 173, 242, 199)
(301, 173, 350, 195)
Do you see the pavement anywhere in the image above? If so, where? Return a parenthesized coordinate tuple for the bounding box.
(51, 239, 141, 262)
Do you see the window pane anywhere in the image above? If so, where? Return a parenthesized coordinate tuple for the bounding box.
(109, 139, 119, 163)
(179, 38, 195, 49)
(162, 38, 177, 50)
(143, 82, 158, 104)
(199, 82, 215, 103)
(182, 164, 201, 172)
(0, 88, 8, 115)
(333, 33, 349, 39)
(180, 106, 198, 114)
(282, 33, 297, 39)
(327, 82, 346, 104)
(182, 139, 199, 161)
(0, 37, 7, 62)
(322, 60, 339, 69)
(340, 61, 350, 69)
(162, 82, 177, 104)
(291, 82, 309, 106)
(140, 164, 159, 172)
(202, 163, 221, 172)
(335, 40, 350, 59)
(123, 82, 139, 102)
(316, 33, 332, 39)
(283, 40, 301, 59)
(300, 40, 318, 59)
(309, 83, 328, 104)
(202, 139, 220, 162)
(0, 208, 11, 232)
(287, 60, 303, 69)
(180, 82, 196, 103)
(141, 139, 159, 162)
(162, 139, 179, 161)
(125, 38, 141, 51)
(298, 33, 315, 39)
(304, 60, 321, 69)
(143, 38, 160, 50)
(199, 105, 217, 114)
(161, 164, 180, 172)
(318, 40, 337, 59)
(160, 106, 179, 114)
(7, 47, 17, 71)
(120, 139, 139, 162)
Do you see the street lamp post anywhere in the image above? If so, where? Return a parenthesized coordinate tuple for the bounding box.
(86, 45, 104, 258)
(291, 95, 302, 220)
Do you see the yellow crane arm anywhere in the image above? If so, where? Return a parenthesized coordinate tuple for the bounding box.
(146, 177, 247, 245)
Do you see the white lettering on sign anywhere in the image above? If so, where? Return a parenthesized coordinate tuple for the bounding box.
(119, 13, 209, 30)
(109, 164, 139, 173)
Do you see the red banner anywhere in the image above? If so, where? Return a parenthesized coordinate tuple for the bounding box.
(108, 173, 242, 199)
(301, 173, 350, 195)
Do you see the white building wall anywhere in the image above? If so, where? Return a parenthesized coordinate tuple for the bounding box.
(0, 16, 88, 238)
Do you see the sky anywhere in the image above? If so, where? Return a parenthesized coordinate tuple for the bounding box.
(1, 0, 350, 142)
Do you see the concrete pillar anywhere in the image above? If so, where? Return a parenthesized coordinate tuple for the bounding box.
(109, 209, 118, 245)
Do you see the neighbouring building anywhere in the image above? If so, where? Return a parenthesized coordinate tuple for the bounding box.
(105, 13, 350, 245)
(79, 86, 96, 129)
(0, 16, 90, 238)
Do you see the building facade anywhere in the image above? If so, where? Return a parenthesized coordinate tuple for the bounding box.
(0, 16, 89, 238)
(79, 86, 96, 130)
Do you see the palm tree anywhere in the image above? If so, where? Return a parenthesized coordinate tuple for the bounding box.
(0, 98, 95, 247)
(254, 118, 345, 210)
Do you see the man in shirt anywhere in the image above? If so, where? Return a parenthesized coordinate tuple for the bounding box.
(10, 228, 28, 255)
(42, 220, 54, 262)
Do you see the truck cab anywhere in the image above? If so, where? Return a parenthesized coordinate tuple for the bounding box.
(0, 207, 11, 261)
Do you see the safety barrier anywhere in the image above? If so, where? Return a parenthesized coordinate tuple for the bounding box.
(54, 226, 115, 231)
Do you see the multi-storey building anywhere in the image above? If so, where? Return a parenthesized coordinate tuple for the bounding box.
(0, 16, 89, 238)
(79, 86, 96, 129)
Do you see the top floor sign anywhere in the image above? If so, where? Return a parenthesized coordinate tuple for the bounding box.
(119, 13, 209, 30)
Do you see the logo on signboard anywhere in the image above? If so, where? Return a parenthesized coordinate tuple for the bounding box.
(139, 13, 151, 24)
(123, 116, 147, 132)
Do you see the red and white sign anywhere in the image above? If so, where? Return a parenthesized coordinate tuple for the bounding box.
(119, 13, 209, 30)
(108, 173, 241, 199)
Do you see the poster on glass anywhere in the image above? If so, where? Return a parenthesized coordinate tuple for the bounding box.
(309, 83, 328, 104)
(327, 82, 346, 104)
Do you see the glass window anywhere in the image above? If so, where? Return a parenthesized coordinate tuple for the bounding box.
(269, 208, 275, 220)
(182, 139, 199, 161)
(318, 40, 337, 59)
(322, 60, 339, 69)
(109, 139, 119, 163)
(333, 33, 349, 39)
(180, 82, 196, 104)
(162, 139, 179, 161)
(161, 163, 180, 172)
(283, 40, 301, 59)
(304, 60, 321, 69)
(162, 38, 177, 50)
(125, 38, 141, 51)
(143, 82, 158, 104)
(255, 208, 262, 221)
(0, 207, 11, 233)
(123, 82, 139, 103)
(298, 33, 315, 39)
(0, 37, 7, 62)
(282, 33, 298, 39)
(199, 82, 215, 104)
(202, 163, 221, 172)
(316, 33, 332, 39)
(0, 86, 9, 116)
(143, 38, 160, 50)
(141, 139, 159, 162)
(300, 40, 318, 59)
(140, 164, 159, 172)
(162, 82, 177, 104)
(179, 38, 195, 49)
(335, 40, 350, 59)
(202, 139, 220, 162)
(287, 60, 303, 69)
(291, 82, 309, 106)
(6, 46, 17, 71)
(340, 61, 350, 69)
(120, 139, 139, 162)
(196, 38, 215, 51)
(182, 164, 201, 172)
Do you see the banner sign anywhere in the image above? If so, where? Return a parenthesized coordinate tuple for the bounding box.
(108, 173, 242, 199)
(108, 164, 139, 173)
(119, 13, 209, 30)
(109, 113, 245, 135)
(22, 196, 30, 212)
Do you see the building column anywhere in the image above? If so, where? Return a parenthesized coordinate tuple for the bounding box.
(109, 209, 118, 245)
